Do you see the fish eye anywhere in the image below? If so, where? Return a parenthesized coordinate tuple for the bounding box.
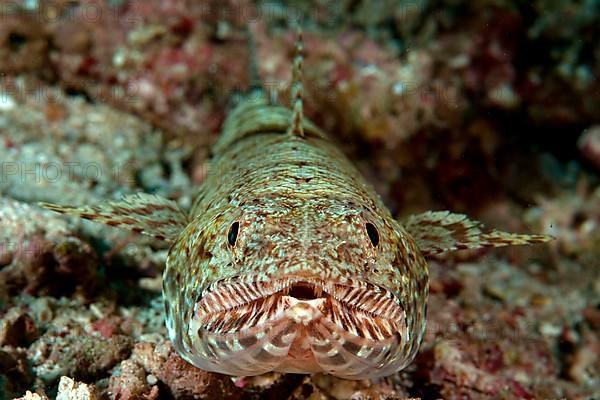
(228, 222, 239, 246)
(365, 222, 379, 247)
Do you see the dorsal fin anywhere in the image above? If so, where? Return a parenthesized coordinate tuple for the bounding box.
(287, 26, 305, 138)
(228, 23, 268, 108)
(246, 23, 263, 95)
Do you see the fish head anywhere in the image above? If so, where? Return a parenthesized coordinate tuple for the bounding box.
(164, 197, 429, 379)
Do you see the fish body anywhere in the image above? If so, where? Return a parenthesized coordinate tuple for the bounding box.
(163, 89, 429, 378)
(40, 30, 551, 379)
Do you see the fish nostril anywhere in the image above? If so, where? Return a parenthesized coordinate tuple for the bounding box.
(288, 283, 319, 300)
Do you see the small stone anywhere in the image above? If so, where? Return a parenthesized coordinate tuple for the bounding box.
(0, 307, 39, 347)
(108, 359, 151, 400)
(13, 391, 50, 400)
(146, 373, 158, 385)
(56, 376, 98, 400)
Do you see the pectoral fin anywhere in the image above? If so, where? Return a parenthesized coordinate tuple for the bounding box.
(402, 211, 552, 257)
(39, 193, 188, 242)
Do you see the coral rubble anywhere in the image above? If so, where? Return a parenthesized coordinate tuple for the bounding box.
(0, 0, 598, 399)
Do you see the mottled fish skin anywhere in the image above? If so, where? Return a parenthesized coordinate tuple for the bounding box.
(39, 29, 553, 380)
(162, 86, 431, 378)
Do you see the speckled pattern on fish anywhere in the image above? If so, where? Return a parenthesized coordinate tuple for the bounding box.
(39, 29, 552, 380)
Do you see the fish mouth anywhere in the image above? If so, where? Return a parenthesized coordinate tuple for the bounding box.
(184, 276, 409, 379)
(195, 276, 403, 321)
(284, 281, 324, 300)
(196, 276, 330, 315)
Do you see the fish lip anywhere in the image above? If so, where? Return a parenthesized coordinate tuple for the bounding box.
(197, 275, 402, 320)
(197, 276, 332, 314)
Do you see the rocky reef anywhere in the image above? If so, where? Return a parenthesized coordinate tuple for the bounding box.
(1, 0, 599, 399)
